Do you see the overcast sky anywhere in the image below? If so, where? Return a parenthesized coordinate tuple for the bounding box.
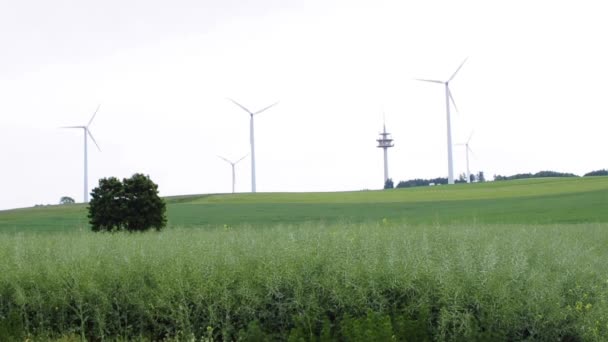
(1, 0, 606, 210)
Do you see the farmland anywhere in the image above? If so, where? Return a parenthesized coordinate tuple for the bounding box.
(2, 177, 608, 232)
(1, 177, 608, 341)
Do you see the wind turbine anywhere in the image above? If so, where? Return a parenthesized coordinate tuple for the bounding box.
(61, 105, 101, 203)
(217, 154, 248, 193)
(416, 58, 468, 184)
(227, 98, 279, 193)
(456, 131, 475, 183)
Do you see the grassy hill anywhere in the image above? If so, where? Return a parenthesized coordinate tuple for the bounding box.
(1, 177, 607, 232)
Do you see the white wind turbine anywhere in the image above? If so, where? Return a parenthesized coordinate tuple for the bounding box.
(456, 131, 475, 183)
(227, 98, 279, 193)
(61, 105, 101, 203)
(416, 58, 468, 185)
(217, 154, 248, 193)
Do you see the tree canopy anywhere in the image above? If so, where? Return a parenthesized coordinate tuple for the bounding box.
(59, 196, 75, 205)
(88, 174, 166, 232)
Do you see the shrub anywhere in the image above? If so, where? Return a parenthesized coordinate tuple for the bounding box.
(88, 174, 166, 232)
(383, 178, 394, 189)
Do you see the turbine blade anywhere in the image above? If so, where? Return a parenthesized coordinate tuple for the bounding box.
(253, 101, 279, 115)
(87, 129, 101, 151)
(448, 57, 468, 82)
(87, 104, 101, 127)
(235, 154, 249, 164)
(60, 126, 85, 129)
(227, 98, 253, 115)
(448, 88, 459, 113)
(468, 146, 477, 159)
(467, 130, 474, 144)
(217, 155, 232, 164)
(414, 78, 444, 84)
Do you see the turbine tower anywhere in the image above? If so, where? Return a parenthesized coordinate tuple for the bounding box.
(61, 105, 101, 203)
(456, 131, 475, 183)
(218, 154, 248, 193)
(376, 118, 394, 186)
(416, 58, 468, 184)
(228, 98, 279, 193)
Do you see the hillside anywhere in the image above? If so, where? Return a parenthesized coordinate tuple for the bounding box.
(1, 177, 607, 232)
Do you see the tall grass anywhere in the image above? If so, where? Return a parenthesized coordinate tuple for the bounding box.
(1, 223, 608, 340)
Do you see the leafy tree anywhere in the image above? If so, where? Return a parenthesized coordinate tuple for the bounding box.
(88, 177, 126, 232)
(88, 174, 166, 232)
(122, 173, 167, 232)
(477, 171, 485, 182)
(384, 178, 394, 189)
(59, 196, 75, 205)
(457, 173, 467, 183)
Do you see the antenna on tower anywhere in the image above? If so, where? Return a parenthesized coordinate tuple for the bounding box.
(377, 113, 394, 187)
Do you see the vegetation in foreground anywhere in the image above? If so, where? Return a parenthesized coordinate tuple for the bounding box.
(1, 223, 608, 341)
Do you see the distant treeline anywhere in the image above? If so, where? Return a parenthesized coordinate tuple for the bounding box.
(584, 169, 608, 177)
(391, 169, 607, 189)
(394, 172, 485, 188)
(396, 177, 449, 188)
(493, 170, 578, 181)
(494, 169, 608, 181)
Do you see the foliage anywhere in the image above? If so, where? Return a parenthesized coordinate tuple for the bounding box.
(383, 178, 394, 189)
(494, 170, 578, 181)
(584, 169, 608, 177)
(468, 173, 476, 182)
(59, 196, 75, 205)
(477, 171, 486, 182)
(396, 177, 448, 188)
(88, 177, 125, 232)
(494, 173, 532, 181)
(458, 173, 468, 183)
(88, 174, 166, 232)
(1, 223, 607, 340)
(534, 170, 578, 177)
(121, 173, 167, 232)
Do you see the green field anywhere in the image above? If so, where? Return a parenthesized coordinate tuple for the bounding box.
(1, 177, 608, 341)
(2, 177, 608, 232)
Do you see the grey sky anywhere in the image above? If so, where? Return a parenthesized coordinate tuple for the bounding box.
(1, 0, 607, 209)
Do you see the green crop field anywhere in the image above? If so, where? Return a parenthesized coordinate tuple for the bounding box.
(2, 177, 608, 232)
(1, 177, 608, 341)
